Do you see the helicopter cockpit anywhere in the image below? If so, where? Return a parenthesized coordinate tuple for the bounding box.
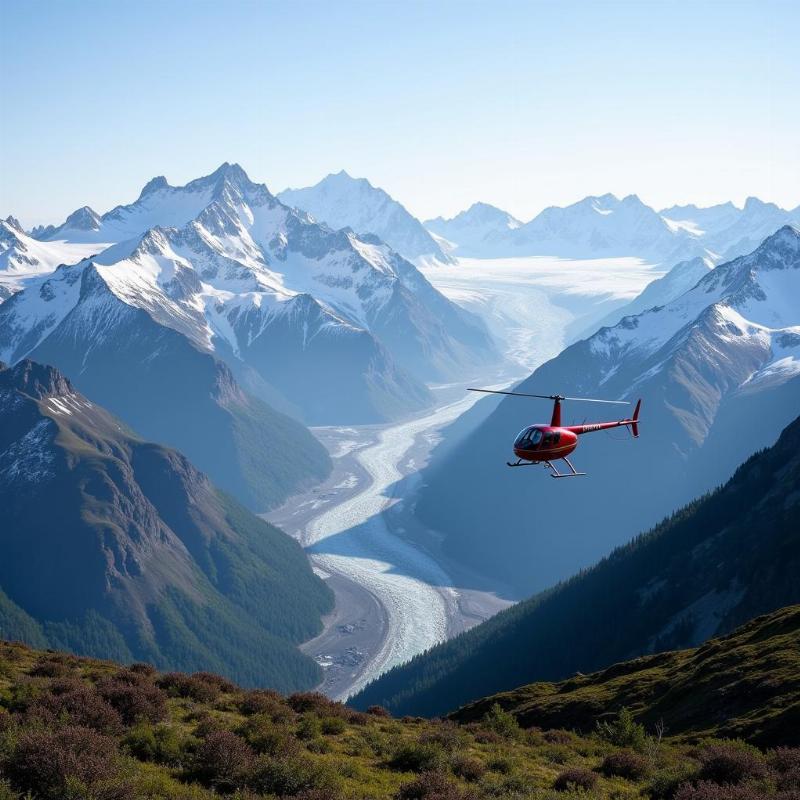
(514, 426, 544, 450)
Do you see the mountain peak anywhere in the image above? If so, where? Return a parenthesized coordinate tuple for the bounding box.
(64, 206, 101, 231)
(184, 162, 257, 196)
(0, 359, 73, 400)
(3, 216, 23, 233)
(323, 169, 371, 188)
(139, 175, 169, 198)
(210, 162, 250, 185)
(756, 224, 800, 257)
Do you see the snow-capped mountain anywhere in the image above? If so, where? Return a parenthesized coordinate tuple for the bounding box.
(506, 193, 702, 262)
(7, 164, 494, 424)
(426, 194, 799, 265)
(0, 216, 106, 299)
(584, 254, 715, 336)
(424, 202, 522, 257)
(661, 197, 800, 262)
(415, 225, 800, 594)
(278, 171, 453, 266)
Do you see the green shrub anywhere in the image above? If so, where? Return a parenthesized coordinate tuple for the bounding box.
(481, 704, 520, 740)
(238, 714, 298, 756)
(389, 741, 447, 773)
(246, 752, 340, 796)
(123, 722, 187, 766)
(297, 713, 323, 740)
(451, 754, 485, 782)
(647, 761, 701, 800)
(596, 707, 647, 751)
(321, 716, 347, 735)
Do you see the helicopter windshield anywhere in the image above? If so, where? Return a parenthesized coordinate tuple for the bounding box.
(515, 427, 543, 448)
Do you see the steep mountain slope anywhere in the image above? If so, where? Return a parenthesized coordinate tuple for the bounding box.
(0, 252, 332, 510)
(0, 360, 333, 690)
(424, 202, 523, 257)
(352, 412, 800, 718)
(415, 226, 800, 593)
(19, 164, 494, 422)
(0, 216, 105, 299)
(584, 255, 714, 335)
(452, 605, 800, 747)
(278, 170, 453, 265)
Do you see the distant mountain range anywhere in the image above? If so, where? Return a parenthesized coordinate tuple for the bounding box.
(5, 164, 494, 426)
(279, 171, 454, 266)
(0, 360, 333, 690)
(425, 194, 800, 263)
(0, 216, 103, 298)
(414, 226, 800, 594)
(352, 409, 800, 718)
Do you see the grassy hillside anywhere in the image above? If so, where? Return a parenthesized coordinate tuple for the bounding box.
(352, 414, 800, 718)
(452, 605, 800, 748)
(1, 631, 799, 800)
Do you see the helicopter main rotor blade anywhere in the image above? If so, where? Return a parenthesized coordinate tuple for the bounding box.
(467, 389, 556, 400)
(467, 388, 629, 405)
(561, 396, 629, 405)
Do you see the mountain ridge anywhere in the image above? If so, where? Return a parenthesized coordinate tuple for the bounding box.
(8, 164, 495, 424)
(278, 170, 454, 266)
(0, 359, 333, 690)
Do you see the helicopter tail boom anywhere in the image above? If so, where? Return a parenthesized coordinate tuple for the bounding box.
(565, 398, 642, 437)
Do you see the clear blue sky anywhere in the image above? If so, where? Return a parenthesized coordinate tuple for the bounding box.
(2, 0, 798, 227)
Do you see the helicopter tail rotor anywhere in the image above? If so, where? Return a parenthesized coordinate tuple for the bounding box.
(631, 398, 641, 438)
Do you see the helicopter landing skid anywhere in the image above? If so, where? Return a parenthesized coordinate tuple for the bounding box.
(506, 458, 537, 467)
(546, 457, 587, 478)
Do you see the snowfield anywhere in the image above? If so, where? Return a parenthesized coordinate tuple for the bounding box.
(420, 255, 666, 369)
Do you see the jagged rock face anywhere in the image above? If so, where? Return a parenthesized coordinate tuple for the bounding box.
(278, 170, 454, 265)
(3, 163, 495, 424)
(0, 359, 333, 690)
(415, 226, 800, 594)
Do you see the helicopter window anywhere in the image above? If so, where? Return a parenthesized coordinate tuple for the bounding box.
(531, 429, 543, 446)
(514, 428, 532, 446)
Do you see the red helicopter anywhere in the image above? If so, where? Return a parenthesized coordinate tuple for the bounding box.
(468, 389, 641, 478)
